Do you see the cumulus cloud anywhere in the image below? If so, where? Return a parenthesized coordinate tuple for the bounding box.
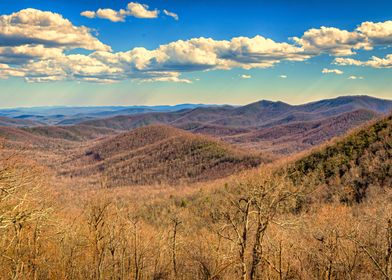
(357, 21, 392, 45)
(4, 35, 309, 83)
(1, 10, 391, 84)
(80, 11, 96, 19)
(0, 44, 63, 64)
(81, 2, 159, 22)
(348, 75, 364, 80)
(279, 75, 287, 78)
(293, 20, 392, 57)
(293, 26, 371, 56)
(163, 10, 179, 21)
(0, 9, 110, 51)
(322, 68, 343, 74)
(333, 57, 364, 66)
(241, 74, 252, 79)
(127, 2, 158, 19)
(97, 9, 127, 22)
(0, 63, 24, 79)
(334, 54, 392, 68)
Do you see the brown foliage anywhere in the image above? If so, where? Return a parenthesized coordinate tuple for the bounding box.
(0, 113, 391, 279)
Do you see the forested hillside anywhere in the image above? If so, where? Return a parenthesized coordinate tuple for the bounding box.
(0, 114, 390, 279)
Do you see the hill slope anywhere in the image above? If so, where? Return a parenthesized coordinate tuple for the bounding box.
(225, 109, 380, 154)
(0, 116, 42, 127)
(0, 125, 117, 149)
(66, 125, 264, 186)
(287, 113, 392, 203)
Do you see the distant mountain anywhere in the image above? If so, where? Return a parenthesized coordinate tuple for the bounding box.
(80, 96, 391, 129)
(0, 125, 117, 149)
(64, 125, 263, 186)
(297, 95, 392, 114)
(0, 116, 43, 127)
(78, 95, 391, 154)
(0, 104, 217, 125)
(1, 95, 391, 156)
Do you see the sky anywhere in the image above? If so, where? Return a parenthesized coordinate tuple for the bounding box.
(0, 0, 391, 108)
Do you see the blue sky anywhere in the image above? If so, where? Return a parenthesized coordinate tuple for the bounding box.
(0, 0, 391, 107)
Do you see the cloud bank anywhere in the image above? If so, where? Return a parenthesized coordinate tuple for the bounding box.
(0, 8, 391, 84)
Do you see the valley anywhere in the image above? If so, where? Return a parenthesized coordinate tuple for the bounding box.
(0, 95, 391, 279)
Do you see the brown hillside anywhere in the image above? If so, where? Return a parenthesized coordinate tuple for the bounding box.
(0, 116, 41, 127)
(224, 109, 379, 154)
(0, 125, 117, 149)
(287, 113, 392, 204)
(65, 125, 264, 186)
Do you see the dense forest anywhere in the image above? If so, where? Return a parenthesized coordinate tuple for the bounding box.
(0, 114, 391, 279)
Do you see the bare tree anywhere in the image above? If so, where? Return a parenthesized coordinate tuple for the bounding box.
(87, 201, 110, 280)
(170, 216, 182, 278)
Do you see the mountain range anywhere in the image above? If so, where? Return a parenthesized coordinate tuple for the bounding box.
(0, 95, 391, 186)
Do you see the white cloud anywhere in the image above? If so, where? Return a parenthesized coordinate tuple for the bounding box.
(279, 75, 287, 78)
(163, 10, 179, 21)
(348, 75, 364, 80)
(80, 11, 95, 19)
(333, 57, 363, 66)
(1, 11, 391, 84)
(292, 20, 392, 58)
(334, 54, 392, 68)
(0, 44, 63, 64)
(0, 9, 110, 52)
(364, 54, 392, 68)
(81, 2, 159, 22)
(81, 9, 127, 22)
(241, 74, 252, 79)
(142, 75, 192, 84)
(2, 35, 311, 83)
(96, 9, 127, 22)
(293, 26, 371, 56)
(127, 2, 158, 19)
(0, 63, 24, 79)
(321, 68, 343, 74)
(357, 21, 392, 45)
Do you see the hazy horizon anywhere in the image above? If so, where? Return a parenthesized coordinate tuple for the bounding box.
(1, 94, 391, 110)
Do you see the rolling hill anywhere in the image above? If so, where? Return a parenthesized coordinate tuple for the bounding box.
(81, 95, 392, 130)
(79, 95, 391, 154)
(64, 125, 264, 186)
(0, 116, 42, 127)
(0, 125, 117, 149)
(287, 112, 392, 204)
(223, 109, 380, 154)
(1, 95, 389, 156)
(0, 104, 215, 125)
